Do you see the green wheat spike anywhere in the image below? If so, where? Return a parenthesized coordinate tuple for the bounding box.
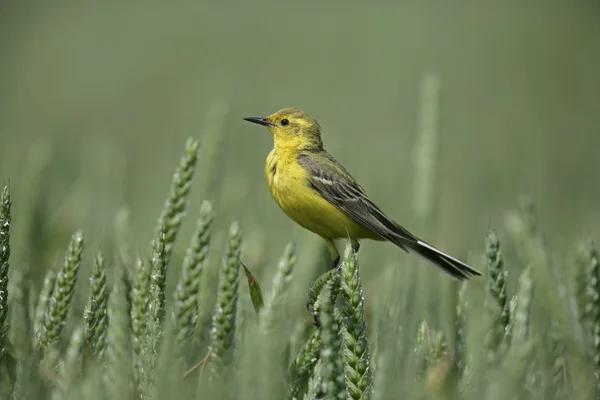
(512, 267, 534, 344)
(33, 269, 57, 349)
(149, 232, 167, 327)
(209, 222, 242, 375)
(582, 242, 600, 395)
(0, 184, 11, 361)
(140, 233, 167, 399)
(319, 279, 346, 400)
(486, 230, 510, 333)
(173, 200, 214, 344)
(153, 137, 199, 269)
(484, 229, 509, 364)
(148, 231, 167, 335)
(549, 322, 570, 399)
(579, 242, 599, 343)
(505, 199, 565, 341)
(454, 281, 467, 375)
(84, 250, 108, 359)
(140, 287, 160, 400)
(287, 330, 321, 399)
(575, 244, 591, 340)
(304, 360, 325, 400)
(339, 245, 373, 399)
(41, 230, 85, 352)
(104, 263, 133, 400)
(130, 255, 150, 384)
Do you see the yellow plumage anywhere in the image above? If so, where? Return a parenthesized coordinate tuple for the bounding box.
(264, 147, 380, 241)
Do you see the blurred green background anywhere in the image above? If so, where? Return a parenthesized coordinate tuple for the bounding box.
(1, 0, 599, 285)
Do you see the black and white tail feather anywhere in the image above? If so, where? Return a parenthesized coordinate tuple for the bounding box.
(402, 238, 480, 280)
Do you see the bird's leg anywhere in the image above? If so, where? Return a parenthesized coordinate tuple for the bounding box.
(325, 238, 341, 270)
(330, 255, 341, 270)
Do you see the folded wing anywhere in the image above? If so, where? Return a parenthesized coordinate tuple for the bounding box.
(297, 152, 416, 250)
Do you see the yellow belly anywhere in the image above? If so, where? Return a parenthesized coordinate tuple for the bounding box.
(265, 151, 379, 240)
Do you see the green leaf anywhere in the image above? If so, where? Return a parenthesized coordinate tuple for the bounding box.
(241, 262, 264, 315)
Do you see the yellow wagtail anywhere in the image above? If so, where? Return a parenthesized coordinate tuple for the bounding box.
(244, 107, 481, 280)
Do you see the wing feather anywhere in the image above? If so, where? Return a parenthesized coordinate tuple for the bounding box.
(297, 153, 415, 249)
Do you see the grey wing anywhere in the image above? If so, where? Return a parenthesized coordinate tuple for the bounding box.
(297, 153, 416, 249)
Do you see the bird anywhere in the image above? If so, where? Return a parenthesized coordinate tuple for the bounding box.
(243, 107, 481, 280)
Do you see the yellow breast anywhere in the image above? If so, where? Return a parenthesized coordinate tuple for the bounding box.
(264, 149, 375, 240)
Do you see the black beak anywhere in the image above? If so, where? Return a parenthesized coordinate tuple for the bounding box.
(243, 116, 275, 127)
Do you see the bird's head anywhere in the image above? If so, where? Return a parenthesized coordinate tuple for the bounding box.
(244, 107, 323, 150)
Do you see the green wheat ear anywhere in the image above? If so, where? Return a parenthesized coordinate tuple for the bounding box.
(33, 269, 57, 350)
(339, 245, 373, 400)
(130, 255, 150, 386)
(174, 200, 214, 345)
(0, 184, 11, 361)
(549, 321, 570, 398)
(144, 137, 199, 358)
(41, 230, 85, 353)
(484, 229, 509, 364)
(580, 242, 600, 394)
(454, 281, 468, 376)
(288, 330, 321, 399)
(104, 262, 133, 400)
(319, 278, 346, 400)
(305, 358, 324, 400)
(153, 137, 199, 269)
(511, 267, 533, 344)
(84, 250, 108, 360)
(209, 221, 242, 375)
(149, 232, 167, 327)
(140, 232, 167, 399)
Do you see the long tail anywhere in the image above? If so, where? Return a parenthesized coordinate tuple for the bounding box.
(404, 239, 481, 280)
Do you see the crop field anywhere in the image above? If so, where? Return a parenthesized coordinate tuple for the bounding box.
(1, 1, 600, 399)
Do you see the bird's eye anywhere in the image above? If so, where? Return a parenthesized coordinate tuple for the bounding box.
(281, 118, 289, 126)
